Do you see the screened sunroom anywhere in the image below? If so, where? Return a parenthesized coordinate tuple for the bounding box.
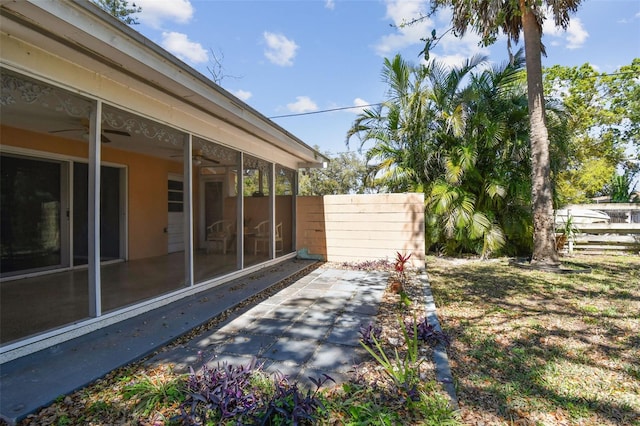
(0, 0, 326, 362)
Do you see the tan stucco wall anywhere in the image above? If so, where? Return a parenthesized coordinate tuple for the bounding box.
(296, 193, 425, 268)
(0, 125, 184, 260)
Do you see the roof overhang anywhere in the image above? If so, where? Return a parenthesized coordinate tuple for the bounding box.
(0, 0, 329, 168)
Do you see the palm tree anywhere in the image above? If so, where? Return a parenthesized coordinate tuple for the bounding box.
(427, 52, 536, 257)
(347, 55, 434, 192)
(428, 0, 583, 265)
(348, 52, 538, 257)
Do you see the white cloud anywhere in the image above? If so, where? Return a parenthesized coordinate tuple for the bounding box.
(263, 32, 299, 66)
(287, 96, 317, 113)
(161, 32, 208, 64)
(325, 0, 335, 10)
(542, 16, 588, 49)
(565, 18, 588, 49)
(350, 97, 370, 114)
(137, 0, 194, 28)
(374, 0, 431, 56)
(618, 11, 640, 24)
(375, 0, 491, 66)
(437, 25, 491, 60)
(542, 18, 562, 37)
(427, 53, 469, 69)
(233, 89, 252, 101)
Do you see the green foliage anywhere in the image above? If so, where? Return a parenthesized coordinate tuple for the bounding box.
(91, 0, 141, 25)
(349, 50, 561, 257)
(325, 381, 460, 426)
(558, 214, 579, 240)
(122, 372, 185, 416)
(359, 316, 422, 392)
(544, 60, 640, 204)
(610, 172, 639, 203)
(428, 0, 581, 49)
(324, 383, 406, 425)
(298, 149, 375, 195)
(423, 0, 584, 262)
(56, 415, 72, 426)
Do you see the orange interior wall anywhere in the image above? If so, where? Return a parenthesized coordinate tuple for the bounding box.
(1, 125, 185, 260)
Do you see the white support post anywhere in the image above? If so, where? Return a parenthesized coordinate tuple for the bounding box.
(184, 135, 194, 286)
(88, 101, 102, 317)
(237, 152, 244, 269)
(269, 163, 276, 258)
(567, 208, 573, 254)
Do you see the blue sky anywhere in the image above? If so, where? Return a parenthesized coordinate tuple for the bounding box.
(132, 0, 640, 157)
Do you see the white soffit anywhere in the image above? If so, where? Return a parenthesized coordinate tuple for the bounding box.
(0, 0, 328, 167)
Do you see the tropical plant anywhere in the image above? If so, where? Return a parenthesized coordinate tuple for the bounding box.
(347, 54, 437, 193)
(425, 0, 584, 266)
(610, 172, 639, 203)
(349, 50, 560, 257)
(181, 359, 261, 423)
(554, 214, 579, 252)
(258, 372, 333, 425)
(390, 252, 412, 299)
(425, 52, 535, 257)
(359, 316, 423, 397)
(359, 321, 382, 347)
(122, 370, 185, 417)
(404, 316, 451, 347)
(180, 358, 334, 425)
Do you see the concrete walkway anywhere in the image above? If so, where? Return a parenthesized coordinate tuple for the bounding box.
(1, 259, 457, 424)
(146, 266, 388, 387)
(0, 260, 387, 424)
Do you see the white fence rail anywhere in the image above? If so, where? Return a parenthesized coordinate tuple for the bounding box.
(558, 204, 640, 253)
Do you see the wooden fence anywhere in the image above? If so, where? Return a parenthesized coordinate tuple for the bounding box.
(296, 193, 425, 268)
(560, 204, 640, 253)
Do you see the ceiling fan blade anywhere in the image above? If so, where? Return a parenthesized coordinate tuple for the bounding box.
(49, 128, 110, 143)
(103, 129, 130, 137)
(49, 128, 83, 133)
(201, 156, 220, 164)
(170, 151, 220, 164)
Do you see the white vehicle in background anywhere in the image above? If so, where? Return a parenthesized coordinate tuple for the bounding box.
(554, 208, 610, 226)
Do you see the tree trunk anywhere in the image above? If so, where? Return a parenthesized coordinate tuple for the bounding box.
(520, 1, 560, 265)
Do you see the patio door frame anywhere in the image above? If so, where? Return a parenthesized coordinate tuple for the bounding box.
(0, 148, 127, 281)
(0, 151, 71, 277)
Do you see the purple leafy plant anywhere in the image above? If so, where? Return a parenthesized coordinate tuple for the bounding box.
(180, 358, 333, 425)
(258, 372, 334, 425)
(181, 358, 260, 423)
(404, 316, 450, 347)
(359, 322, 382, 348)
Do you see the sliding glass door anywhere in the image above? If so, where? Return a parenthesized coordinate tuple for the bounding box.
(0, 154, 125, 276)
(0, 154, 69, 275)
(73, 162, 123, 265)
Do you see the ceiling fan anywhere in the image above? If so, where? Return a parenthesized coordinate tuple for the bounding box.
(49, 118, 130, 143)
(171, 149, 220, 165)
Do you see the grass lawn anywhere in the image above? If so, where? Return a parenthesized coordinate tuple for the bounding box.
(428, 254, 640, 426)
